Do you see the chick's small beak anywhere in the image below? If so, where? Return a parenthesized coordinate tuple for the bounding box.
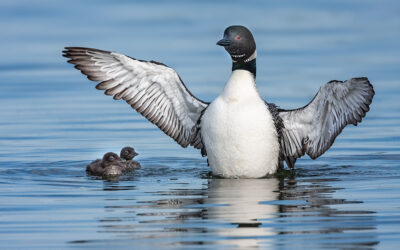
(217, 38, 231, 46)
(133, 152, 139, 157)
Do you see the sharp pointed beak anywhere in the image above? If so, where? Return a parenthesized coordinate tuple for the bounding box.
(217, 38, 231, 46)
(133, 152, 139, 157)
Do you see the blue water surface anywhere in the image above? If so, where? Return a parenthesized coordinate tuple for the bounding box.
(0, 0, 399, 249)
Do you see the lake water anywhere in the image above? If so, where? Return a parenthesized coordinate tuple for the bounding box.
(0, 0, 399, 249)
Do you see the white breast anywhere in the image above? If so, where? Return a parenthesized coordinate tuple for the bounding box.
(201, 70, 280, 178)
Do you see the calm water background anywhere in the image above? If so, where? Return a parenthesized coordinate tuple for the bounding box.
(1, 0, 399, 249)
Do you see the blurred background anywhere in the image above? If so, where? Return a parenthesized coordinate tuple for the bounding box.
(0, 0, 398, 162)
(0, 1, 400, 249)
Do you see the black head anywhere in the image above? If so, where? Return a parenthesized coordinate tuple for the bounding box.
(120, 146, 138, 161)
(102, 152, 121, 167)
(217, 25, 256, 63)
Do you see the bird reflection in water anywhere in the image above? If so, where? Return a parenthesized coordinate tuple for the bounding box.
(95, 173, 378, 249)
(205, 178, 280, 248)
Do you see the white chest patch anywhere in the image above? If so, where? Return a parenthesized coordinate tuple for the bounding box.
(201, 70, 280, 178)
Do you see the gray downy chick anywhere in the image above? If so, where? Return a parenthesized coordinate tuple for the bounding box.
(120, 146, 141, 171)
(87, 152, 125, 177)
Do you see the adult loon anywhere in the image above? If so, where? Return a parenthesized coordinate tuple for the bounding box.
(64, 25, 374, 178)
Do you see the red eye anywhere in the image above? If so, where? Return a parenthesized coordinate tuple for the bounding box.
(235, 35, 241, 40)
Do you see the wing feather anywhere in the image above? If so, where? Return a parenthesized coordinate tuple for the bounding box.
(279, 77, 374, 167)
(63, 47, 208, 149)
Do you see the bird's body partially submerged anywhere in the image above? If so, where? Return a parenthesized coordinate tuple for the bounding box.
(120, 146, 141, 170)
(86, 152, 125, 177)
(64, 25, 374, 178)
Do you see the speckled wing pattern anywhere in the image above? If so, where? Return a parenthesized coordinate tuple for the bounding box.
(278, 77, 374, 168)
(63, 47, 208, 150)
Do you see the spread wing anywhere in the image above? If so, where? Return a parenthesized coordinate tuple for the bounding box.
(63, 47, 208, 150)
(278, 77, 374, 168)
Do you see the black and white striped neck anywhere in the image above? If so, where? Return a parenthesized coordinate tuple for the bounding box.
(231, 51, 257, 78)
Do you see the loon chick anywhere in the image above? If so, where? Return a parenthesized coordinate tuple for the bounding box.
(64, 25, 374, 178)
(120, 146, 141, 171)
(86, 152, 125, 177)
